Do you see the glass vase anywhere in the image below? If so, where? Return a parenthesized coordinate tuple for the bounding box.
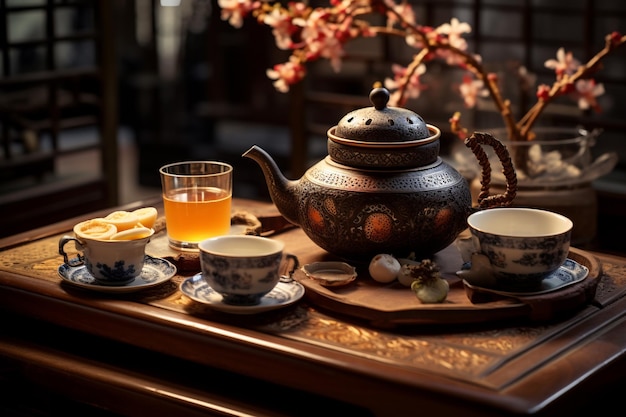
(455, 127, 618, 247)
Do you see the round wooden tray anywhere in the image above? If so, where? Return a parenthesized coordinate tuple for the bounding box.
(294, 246, 601, 327)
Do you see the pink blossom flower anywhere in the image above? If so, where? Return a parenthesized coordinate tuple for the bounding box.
(266, 56, 307, 92)
(436, 18, 471, 48)
(544, 47, 580, 78)
(575, 79, 605, 111)
(387, 1, 416, 27)
(300, 15, 347, 70)
(384, 63, 427, 106)
(217, 0, 260, 28)
(263, 7, 297, 50)
(411, 19, 469, 66)
(459, 75, 488, 108)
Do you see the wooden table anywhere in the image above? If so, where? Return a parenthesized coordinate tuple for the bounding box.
(2, 197, 626, 416)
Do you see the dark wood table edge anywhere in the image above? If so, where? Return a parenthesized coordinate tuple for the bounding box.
(2, 198, 626, 416)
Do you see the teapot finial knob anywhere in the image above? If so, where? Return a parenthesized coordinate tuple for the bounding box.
(369, 87, 390, 110)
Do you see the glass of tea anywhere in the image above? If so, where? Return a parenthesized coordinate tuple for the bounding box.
(159, 161, 233, 251)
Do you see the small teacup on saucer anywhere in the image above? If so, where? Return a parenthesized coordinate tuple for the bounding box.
(199, 235, 298, 306)
(59, 227, 154, 286)
(456, 207, 573, 292)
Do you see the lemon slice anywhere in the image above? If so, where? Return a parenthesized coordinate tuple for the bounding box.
(132, 207, 158, 229)
(103, 210, 140, 231)
(110, 227, 154, 241)
(74, 219, 118, 239)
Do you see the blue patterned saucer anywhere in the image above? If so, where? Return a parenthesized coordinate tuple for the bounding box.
(462, 258, 589, 297)
(58, 255, 177, 293)
(180, 273, 305, 314)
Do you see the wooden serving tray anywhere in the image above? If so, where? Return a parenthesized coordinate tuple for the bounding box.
(294, 246, 601, 327)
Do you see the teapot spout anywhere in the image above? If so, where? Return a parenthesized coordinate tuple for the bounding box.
(242, 145, 301, 226)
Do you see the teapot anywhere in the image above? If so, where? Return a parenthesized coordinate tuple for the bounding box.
(243, 87, 517, 261)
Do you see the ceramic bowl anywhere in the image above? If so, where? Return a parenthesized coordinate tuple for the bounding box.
(466, 208, 573, 291)
(302, 261, 357, 287)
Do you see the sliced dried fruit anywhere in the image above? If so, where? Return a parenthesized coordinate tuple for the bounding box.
(110, 227, 153, 241)
(103, 210, 140, 231)
(132, 207, 158, 229)
(74, 219, 117, 239)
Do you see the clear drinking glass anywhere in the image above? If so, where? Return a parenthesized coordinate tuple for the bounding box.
(159, 161, 233, 251)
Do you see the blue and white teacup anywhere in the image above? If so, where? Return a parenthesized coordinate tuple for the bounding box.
(59, 228, 154, 286)
(464, 207, 573, 291)
(199, 235, 298, 306)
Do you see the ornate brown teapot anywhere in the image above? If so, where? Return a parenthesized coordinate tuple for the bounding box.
(243, 87, 517, 261)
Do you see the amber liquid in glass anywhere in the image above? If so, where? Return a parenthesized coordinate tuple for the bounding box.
(163, 187, 232, 249)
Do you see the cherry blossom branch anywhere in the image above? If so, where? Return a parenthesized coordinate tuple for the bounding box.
(518, 32, 626, 140)
(217, 0, 626, 143)
(343, 14, 522, 140)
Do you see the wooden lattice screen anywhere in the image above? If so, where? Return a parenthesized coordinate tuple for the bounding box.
(0, 0, 118, 237)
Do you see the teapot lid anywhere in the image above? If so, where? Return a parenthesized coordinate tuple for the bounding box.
(334, 87, 430, 142)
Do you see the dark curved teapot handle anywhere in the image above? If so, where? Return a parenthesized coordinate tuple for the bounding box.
(464, 132, 517, 209)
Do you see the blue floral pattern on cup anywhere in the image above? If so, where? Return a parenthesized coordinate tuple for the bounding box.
(59, 233, 152, 286)
(89, 260, 137, 285)
(471, 229, 571, 290)
(201, 251, 283, 305)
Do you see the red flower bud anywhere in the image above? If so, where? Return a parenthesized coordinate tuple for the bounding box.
(609, 31, 623, 45)
(536, 85, 550, 100)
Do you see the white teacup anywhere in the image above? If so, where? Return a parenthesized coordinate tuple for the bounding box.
(59, 228, 154, 286)
(460, 207, 573, 291)
(199, 235, 298, 306)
